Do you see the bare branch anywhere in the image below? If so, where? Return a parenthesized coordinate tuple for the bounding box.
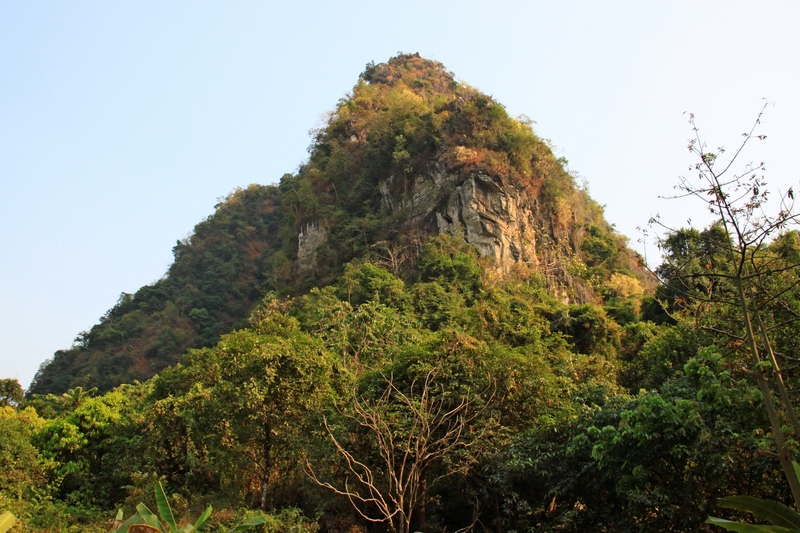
(307, 370, 492, 533)
(659, 104, 800, 506)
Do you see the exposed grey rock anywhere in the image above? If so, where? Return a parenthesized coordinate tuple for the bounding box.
(297, 220, 328, 273)
(300, 164, 600, 303)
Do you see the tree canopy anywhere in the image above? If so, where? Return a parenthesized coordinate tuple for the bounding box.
(7, 56, 799, 533)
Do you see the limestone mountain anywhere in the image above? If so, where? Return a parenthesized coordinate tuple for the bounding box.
(30, 53, 649, 395)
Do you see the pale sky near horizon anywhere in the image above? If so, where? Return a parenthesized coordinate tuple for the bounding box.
(2, 1, 799, 389)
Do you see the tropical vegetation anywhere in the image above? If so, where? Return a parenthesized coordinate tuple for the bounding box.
(3, 55, 799, 532)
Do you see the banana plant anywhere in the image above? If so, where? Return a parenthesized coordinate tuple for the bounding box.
(707, 462, 800, 532)
(113, 482, 265, 533)
(145, 481, 212, 533)
(0, 511, 16, 533)
(706, 495, 800, 532)
(112, 481, 212, 533)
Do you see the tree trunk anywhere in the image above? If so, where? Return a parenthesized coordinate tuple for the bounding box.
(735, 276, 800, 507)
(260, 424, 273, 511)
(393, 509, 407, 533)
(418, 477, 427, 532)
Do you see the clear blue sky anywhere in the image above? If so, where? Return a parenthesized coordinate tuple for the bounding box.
(2, 1, 799, 389)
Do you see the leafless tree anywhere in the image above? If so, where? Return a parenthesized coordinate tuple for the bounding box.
(371, 240, 413, 277)
(308, 370, 490, 533)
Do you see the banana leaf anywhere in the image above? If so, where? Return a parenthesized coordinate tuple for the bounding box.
(137, 503, 165, 533)
(190, 505, 213, 532)
(155, 482, 178, 533)
(0, 512, 16, 533)
(706, 516, 796, 533)
(229, 517, 267, 532)
(110, 509, 125, 531)
(116, 511, 145, 533)
(717, 496, 800, 530)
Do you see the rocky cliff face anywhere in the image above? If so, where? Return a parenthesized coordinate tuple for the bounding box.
(301, 161, 595, 302)
(387, 168, 553, 267)
(297, 220, 329, 273)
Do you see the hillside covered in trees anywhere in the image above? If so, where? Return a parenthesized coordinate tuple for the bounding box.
(3, 55, 800, 533)
(30, 54, 649, 396)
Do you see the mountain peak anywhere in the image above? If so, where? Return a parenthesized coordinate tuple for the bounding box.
(30, 55, 649, 395)
(360, 53, 456, 94)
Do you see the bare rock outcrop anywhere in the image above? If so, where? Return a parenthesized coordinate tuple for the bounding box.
(299, 163, 595, 302)
(297, 221, 328, 272)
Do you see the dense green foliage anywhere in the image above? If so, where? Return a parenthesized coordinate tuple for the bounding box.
(30, 54, 644, 396)
(5, 227, 798, 532)
(9, 55, 799, 533)
(30, 185, 285, 395)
